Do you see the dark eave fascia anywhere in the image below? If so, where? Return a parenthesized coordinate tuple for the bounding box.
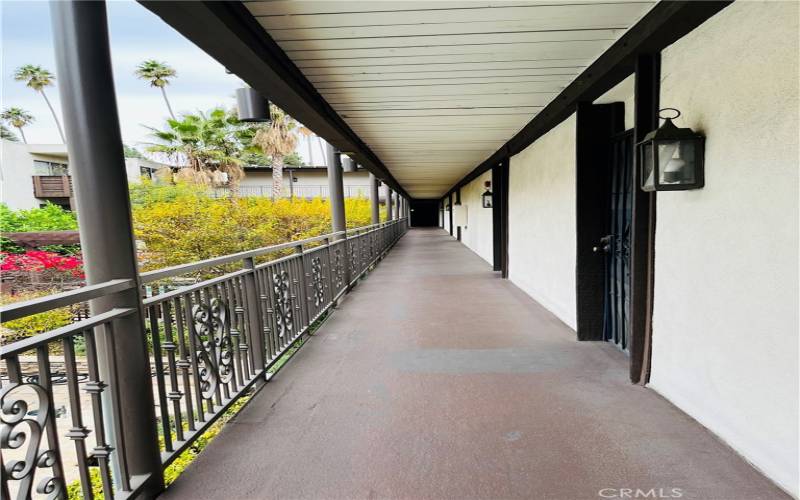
(138, 0, 409, 198)
(443, 0, 732, 199)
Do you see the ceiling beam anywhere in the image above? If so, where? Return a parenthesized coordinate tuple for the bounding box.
(443, 0, 732, 199)
(138, 0, 410, 198)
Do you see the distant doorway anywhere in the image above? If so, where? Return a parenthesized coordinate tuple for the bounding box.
(409, 199, 439, 227)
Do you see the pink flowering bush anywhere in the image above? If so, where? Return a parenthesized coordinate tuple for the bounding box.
(1, 250, 85, 278)
(1, 252, 85, 343)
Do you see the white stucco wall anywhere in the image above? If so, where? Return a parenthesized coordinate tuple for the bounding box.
(508, 115, 577, 330)
(239, 169, 370, 197)
(460, 171, 494, 265)
(124, 157, 164, 184)
(1, 140, 40, 210)
(648, 2, 799, 495)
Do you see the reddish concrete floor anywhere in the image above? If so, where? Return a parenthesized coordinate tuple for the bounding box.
(161, 228, 788, 500)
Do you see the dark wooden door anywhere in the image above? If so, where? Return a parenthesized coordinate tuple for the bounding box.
(601, 130, 634, 351)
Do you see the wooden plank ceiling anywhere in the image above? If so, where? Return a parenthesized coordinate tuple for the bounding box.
(243, 1, 656, 198)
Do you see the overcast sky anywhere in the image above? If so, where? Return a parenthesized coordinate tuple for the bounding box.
(1, 1, 265, 150)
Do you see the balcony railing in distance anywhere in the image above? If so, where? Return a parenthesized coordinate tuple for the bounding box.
(211, 184, 371, 199)
(0, 218, 407, 499)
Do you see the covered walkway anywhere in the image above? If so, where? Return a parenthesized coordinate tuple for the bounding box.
(161, 229, 786, 500)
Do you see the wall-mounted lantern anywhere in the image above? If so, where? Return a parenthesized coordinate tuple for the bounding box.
(235, 88, 270, 122)
(481, 180, 493, 208)
(637, 108, 705, 191)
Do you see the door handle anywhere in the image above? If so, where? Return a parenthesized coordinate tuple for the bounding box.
(593, 235, 612, 253)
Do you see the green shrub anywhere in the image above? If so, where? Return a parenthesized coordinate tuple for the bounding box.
(66, 469, 104, 500)
(0, 202, 78, 232)
(0, 203, 79, 254)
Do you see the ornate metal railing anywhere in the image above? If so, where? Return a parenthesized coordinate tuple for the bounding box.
(0, 281, 148, 500)
(1, 219, 407, 499)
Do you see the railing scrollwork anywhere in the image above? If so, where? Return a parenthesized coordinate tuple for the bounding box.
(0, 383, 62, 500)
(272, 270, 294, 338)
(191, 298, 234, 399)
(310, 257, 325, 307)
(333, 247, 345, 290)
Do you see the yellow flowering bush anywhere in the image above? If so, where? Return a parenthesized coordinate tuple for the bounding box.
(132, 190, 383, 271)
(1, 290, 73, 344)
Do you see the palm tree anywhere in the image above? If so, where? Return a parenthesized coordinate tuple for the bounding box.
(1, 107, 34, 144)
(1, 124, 19, 142)
(252, 105, 298, 199)
(13, 65, 64, 142)
(144, 109, 247, 197)
(135, 60, 177, 119)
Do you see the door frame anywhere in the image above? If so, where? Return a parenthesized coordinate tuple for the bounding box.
(492, 158, 509, 275)
(575, 102, 626, 342)
(629, 54, 659, 384)
(448, 192, 454, 236)
(574, 55, 659, 384)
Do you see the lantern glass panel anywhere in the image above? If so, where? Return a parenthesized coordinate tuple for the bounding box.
(641, 142, 655, 191)
(482, 191, 493, 208)
(657, 140, 694, 186)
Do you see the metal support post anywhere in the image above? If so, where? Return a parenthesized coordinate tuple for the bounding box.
(325, 143, 346, 236)
(51, 1, 163, 494)
(384, 185, 393, 221)
(369, 173, 380, 224)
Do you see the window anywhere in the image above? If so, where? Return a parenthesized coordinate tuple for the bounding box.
(33, 160, 69, 176)
(140, 166, 156, 180)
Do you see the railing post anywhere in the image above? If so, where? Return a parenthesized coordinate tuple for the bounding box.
(242, 257, 266, 375)
(369, 173, 380, 224)
(294, 244, 310, 328)
(322, 236, 336, 304)
(50, 1, 163, 495)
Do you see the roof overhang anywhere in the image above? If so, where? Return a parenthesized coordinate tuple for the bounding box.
(140, 0, 409, 198)
(141, 1, 731, 199)
(27, 144, 69, 156)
